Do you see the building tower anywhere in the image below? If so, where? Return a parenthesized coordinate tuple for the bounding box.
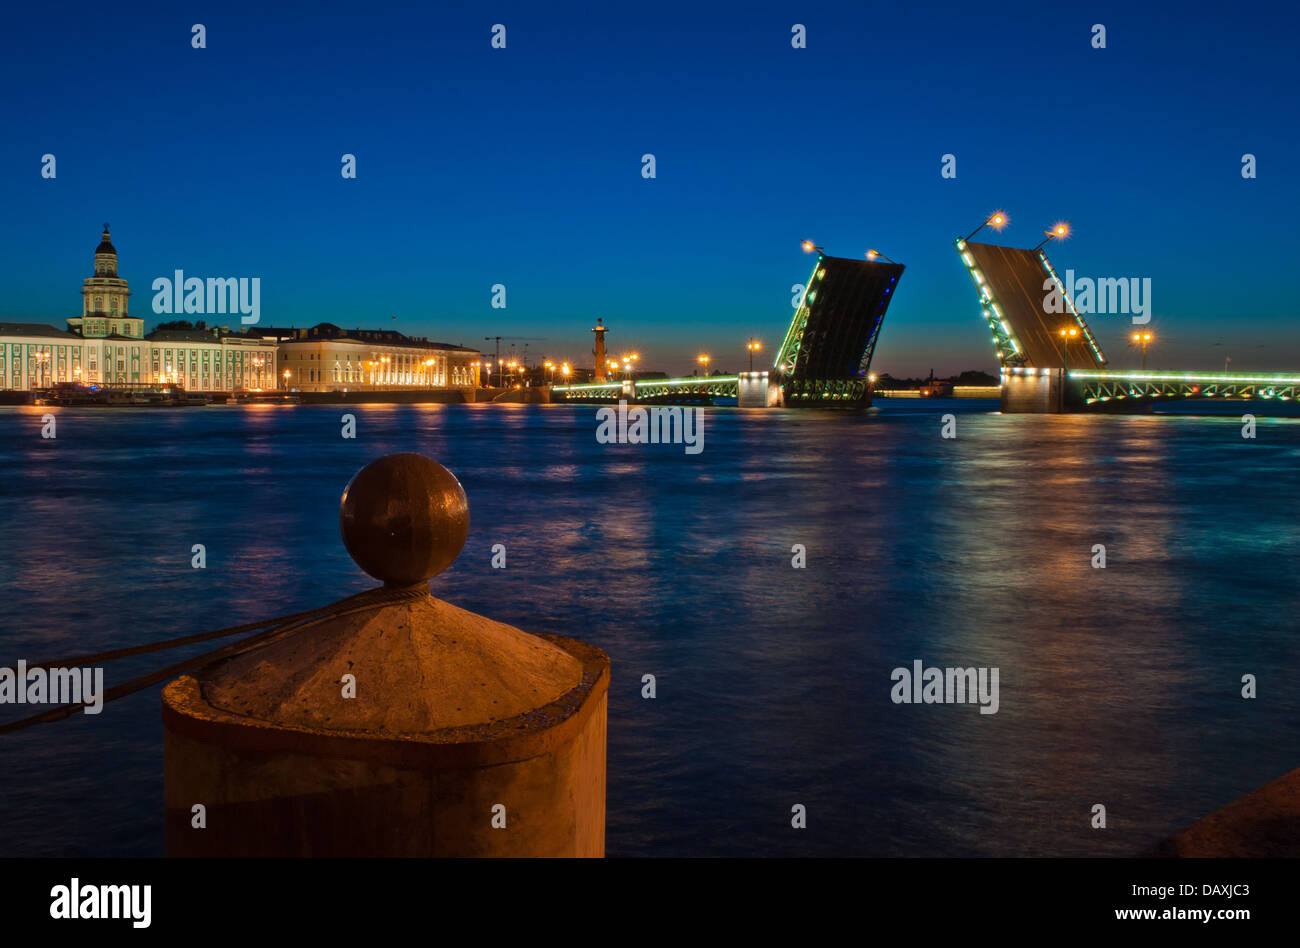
(592, 318, 608, 382)
(68, 223, 140, 339)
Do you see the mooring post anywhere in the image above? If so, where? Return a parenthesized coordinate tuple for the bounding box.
(161, 452, 609, 857)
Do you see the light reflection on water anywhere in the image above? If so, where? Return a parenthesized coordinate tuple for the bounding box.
(0, 400, 1297, 856)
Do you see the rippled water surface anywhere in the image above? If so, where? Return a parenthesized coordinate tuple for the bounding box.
(1, 400, 1297, 856)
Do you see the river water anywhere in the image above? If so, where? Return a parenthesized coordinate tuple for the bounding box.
(1, 400, 1296, 856)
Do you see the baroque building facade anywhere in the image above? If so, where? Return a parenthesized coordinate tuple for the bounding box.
(1, 226, 480, 394)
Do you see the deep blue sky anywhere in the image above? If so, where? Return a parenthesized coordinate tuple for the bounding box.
(2, 0, 1296, 376)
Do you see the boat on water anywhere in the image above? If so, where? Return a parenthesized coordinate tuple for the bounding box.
(33, 382, 211, 407)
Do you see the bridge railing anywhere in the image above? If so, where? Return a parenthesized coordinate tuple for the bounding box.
(553, 375, 740, 401)
(1070, 369, 1300, 404)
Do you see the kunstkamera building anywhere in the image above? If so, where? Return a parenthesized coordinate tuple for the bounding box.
(1, 226, 479, 394)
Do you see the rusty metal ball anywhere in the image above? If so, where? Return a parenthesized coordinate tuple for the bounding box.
(339, 453, 469, 586)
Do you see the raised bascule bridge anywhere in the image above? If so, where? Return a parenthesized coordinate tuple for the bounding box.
(956, 221, 1300, 413)
(552, 248, 904, 408)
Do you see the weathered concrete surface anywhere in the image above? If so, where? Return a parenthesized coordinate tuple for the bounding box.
(163, 591, 609, 857)
(1153, 767, 1300, 857)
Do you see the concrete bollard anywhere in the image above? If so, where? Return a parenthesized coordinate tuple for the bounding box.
(162, 452, 609, 857)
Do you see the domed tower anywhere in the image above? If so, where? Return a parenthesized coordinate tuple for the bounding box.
(70, 223, 138, 339)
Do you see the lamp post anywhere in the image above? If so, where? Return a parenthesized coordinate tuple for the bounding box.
(697, 354, 710, 377)
(1057, 326, 1079, 412)
(34, 351, 50, 388)
(865, 249, 896, 264)
(964, 210, 1008, 243)
(746, 339, 761, 371)
(561, 363, 571, 384)
(283, 368, 291, 391)
(1034, 222, 1070, 252)
(801, 240, 825, 256)
(1132, 331, 1153, 370)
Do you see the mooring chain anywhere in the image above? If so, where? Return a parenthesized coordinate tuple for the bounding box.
(0, 584, 428, 735)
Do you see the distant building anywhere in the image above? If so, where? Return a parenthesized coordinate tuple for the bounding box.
(0, 322, 86, 390)
(1, 225, 277, 392)
(3, 226, 479, 394)
(249, 323, 480, 392)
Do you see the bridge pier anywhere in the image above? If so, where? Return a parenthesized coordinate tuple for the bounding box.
(1000, 367, 1086, 413)
(738, 371, 777, 408)
(1001, 368, 1058, 413)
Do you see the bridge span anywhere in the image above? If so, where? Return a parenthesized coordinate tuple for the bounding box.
(956, 235, 1298, 413)
(554, 249, 903, 409)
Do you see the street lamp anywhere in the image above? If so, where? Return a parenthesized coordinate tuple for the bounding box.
(544, 360, 555, 384)
(561, 363, 571, 382)
(865, 249, 896, 264)
(697, 353, 710, 377)
(1057, 326, 1079, 412)
(964, 210, 1008, 243)
(746, 339, 762, 371)
(1034, 221, 1070, 252)
(801, 240, 824, 255)
(1132, 330, 1153, 370)
(33, 351, 50, 388)
(283, 368, 291, 390)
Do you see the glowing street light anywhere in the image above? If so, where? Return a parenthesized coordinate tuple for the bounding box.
(865, 249, 896, 264)
(801, 240, 825, 255)
(746, 338, 762, 371)
(1034, 221, 1071, 252)
(697, 353, 710, 377)
(1132, 330, 1154, 370)
(964, 210, 1008, 243)
(1057, 326, 1079, 412)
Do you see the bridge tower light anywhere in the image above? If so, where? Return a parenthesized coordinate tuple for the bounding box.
(964, 210, 1008, 243)
(1034, 221, 1071, 252)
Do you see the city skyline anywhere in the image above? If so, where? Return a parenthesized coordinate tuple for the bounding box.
(3, 1, 1297, 377)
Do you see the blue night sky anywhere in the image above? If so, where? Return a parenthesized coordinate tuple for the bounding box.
(2, 0, 1296, 377)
